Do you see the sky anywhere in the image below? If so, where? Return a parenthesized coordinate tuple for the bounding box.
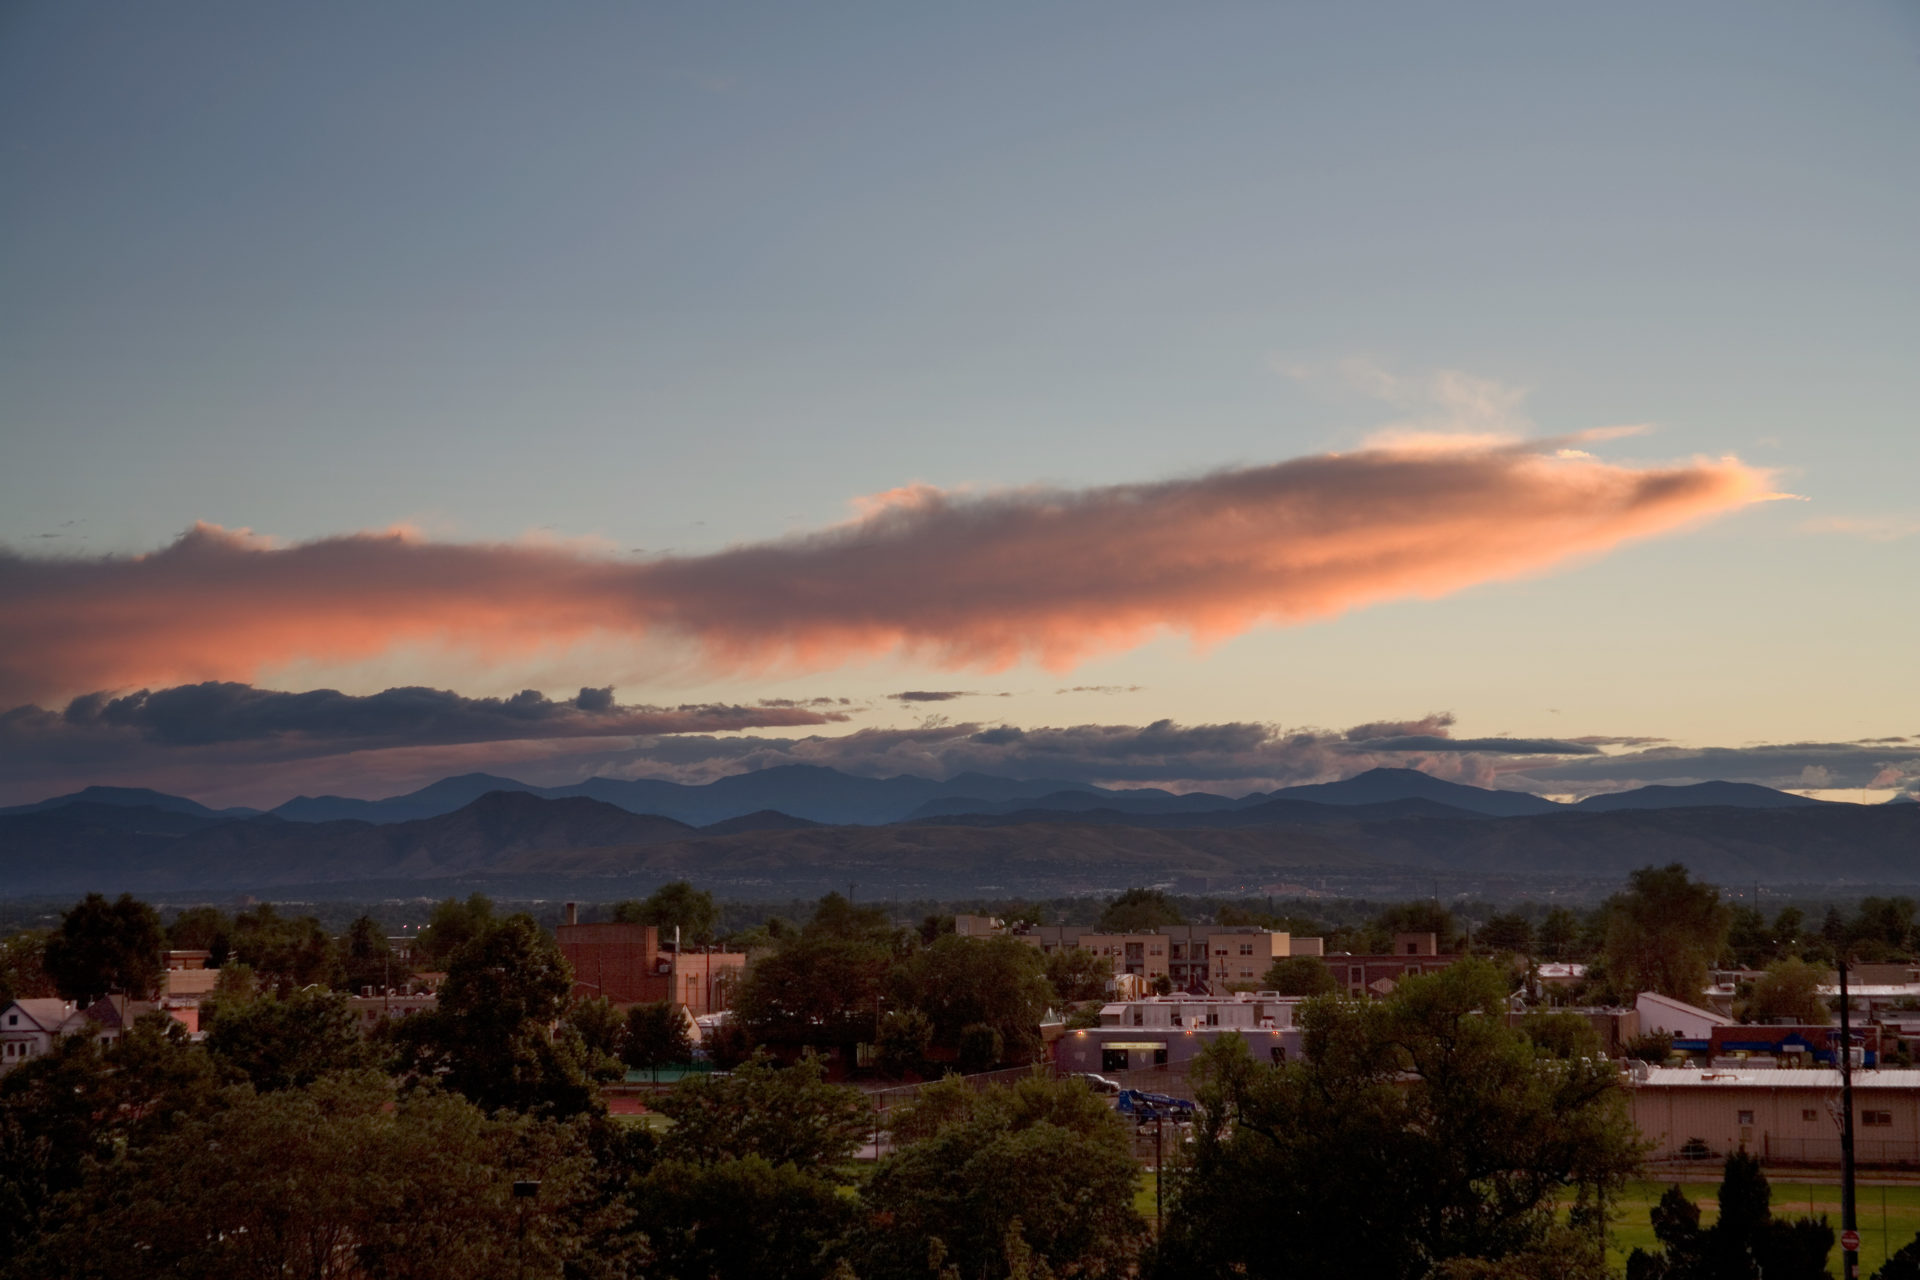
(2, 2, 1917, 807)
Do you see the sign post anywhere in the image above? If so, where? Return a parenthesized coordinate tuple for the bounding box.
(1841, 958, 1858, 1280)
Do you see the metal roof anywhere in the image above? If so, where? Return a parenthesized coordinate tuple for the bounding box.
(1636, 1068, 1920, 1089)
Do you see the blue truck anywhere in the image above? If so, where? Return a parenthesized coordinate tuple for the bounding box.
(1115, 1088, 1197, 1124)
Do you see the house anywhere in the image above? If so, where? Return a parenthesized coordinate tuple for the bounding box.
(1, 995, 193, 1072)
(1052, 993, 1305, 1076)
(0, 998, 77, 1071)
(1631, 1066, 1920, 1166)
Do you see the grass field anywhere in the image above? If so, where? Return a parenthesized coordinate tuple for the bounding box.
(1137, 1170, 1920, 1273)
(1602, 1177, 1920, 1275)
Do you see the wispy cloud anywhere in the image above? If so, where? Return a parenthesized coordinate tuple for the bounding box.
(0, 439, 1779, 704)
(1800, 515, 1920, 542)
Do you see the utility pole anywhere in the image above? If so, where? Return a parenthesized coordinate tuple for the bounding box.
(1155, 1112, 1164, 1237)
(1840, 956, 1859, 1280)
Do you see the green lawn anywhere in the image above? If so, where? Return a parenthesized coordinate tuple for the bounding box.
(1602, 1178, 1920, 1275)
(1138, 1170, 1920, 1272)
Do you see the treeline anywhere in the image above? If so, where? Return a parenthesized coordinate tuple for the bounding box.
(0, 928, 1648, 1278)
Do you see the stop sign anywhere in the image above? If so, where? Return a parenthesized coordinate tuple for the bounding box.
(1842, 1229, 1861, 1251)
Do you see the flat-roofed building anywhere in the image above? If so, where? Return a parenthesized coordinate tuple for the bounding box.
(555, 906, 746, 1015)
(1015, 925, 1319, 991)
(1631, 1066, 1920, 1166)
(1054, 993, 1305, 1075)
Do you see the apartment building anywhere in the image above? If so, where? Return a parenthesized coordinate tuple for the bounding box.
(1053, 993, 1305, 1074)
(1016, 924, 1321, 991)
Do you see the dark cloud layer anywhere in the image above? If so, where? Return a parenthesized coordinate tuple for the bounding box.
(0, 681, 849, 801)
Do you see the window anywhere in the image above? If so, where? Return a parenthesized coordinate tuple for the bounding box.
(5, 1015, 14, 1026)
(1405, 942, 1418, 955)
(1737, 1110, 1754, 1126)
(1803, 1109, 1819, 1122)
(1864, 1111, 1894, 1127)
(1214, 948, 1228, 957)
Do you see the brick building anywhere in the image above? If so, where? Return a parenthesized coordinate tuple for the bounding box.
(555, 906, 746, 1015)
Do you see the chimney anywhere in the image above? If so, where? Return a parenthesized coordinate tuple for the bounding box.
(564, 902, 578, 926)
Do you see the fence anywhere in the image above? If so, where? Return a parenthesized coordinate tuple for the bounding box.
(858, 1059, 1202, 1159)
(1649, 1134, 1920, 1170)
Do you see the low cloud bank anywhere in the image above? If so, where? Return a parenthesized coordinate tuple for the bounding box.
(0, 440, 1775, 704)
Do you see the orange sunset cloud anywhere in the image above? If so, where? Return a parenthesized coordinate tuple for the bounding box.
(0, 441, 1779, 705)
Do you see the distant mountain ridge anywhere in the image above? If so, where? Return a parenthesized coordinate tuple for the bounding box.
(6, 765, 1838, 832)
(269, 764, 1112, 827)
(1573, 781, 1831, 811)
(0, 785, 261, 820)
(0, 786, 1912, 898)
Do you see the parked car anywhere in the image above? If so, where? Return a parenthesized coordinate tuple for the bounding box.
(1070, 1072, 1122, 1094)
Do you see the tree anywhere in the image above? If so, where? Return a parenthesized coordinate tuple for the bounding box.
(1097, 888, 1183, 932)
(567, 994, 629, 1081)
(1372, 901, 1458, 952)
(1537, 907, 1581, 961)
(613, 880, 720, 945)
(1626, 1151, 1833, 1279)
(0, 930, 55, 1005)
(43, 892, 165, 1003)
(856, 1073, 1147, 1280)
(628, 1155, 854, 1280)
(1747, 957, 1830, 1025)
(1478, 912, 1534, 955)
(165, 905, 232, 963)
(419, 892, 496, 966)
(623, 1002, 693, 1079)
(875, 1008, 934, 1077)
(651, 1051, 869, 1171)
(229, 903, 339, 992)
(204, 985, 371, 1091)
(888, 934, 1053, 1067)
(1604, 865, 1732, 1001)
(393, 913, 598, 1117)
(1856, 897, 1918, 957)
(337, 913, 408, 994)
(1262, 955, 1337, 996)
(1151, 961, 1639, 1279)
(1877, 1232, 1920, 1280)
(21, 1071, 621, 1280)
(0, 1012, 221, 1257)
(1724, 906, 1778, 969)
(733, 894, 901, 1054)
(1044, 946, 1112, 1002)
